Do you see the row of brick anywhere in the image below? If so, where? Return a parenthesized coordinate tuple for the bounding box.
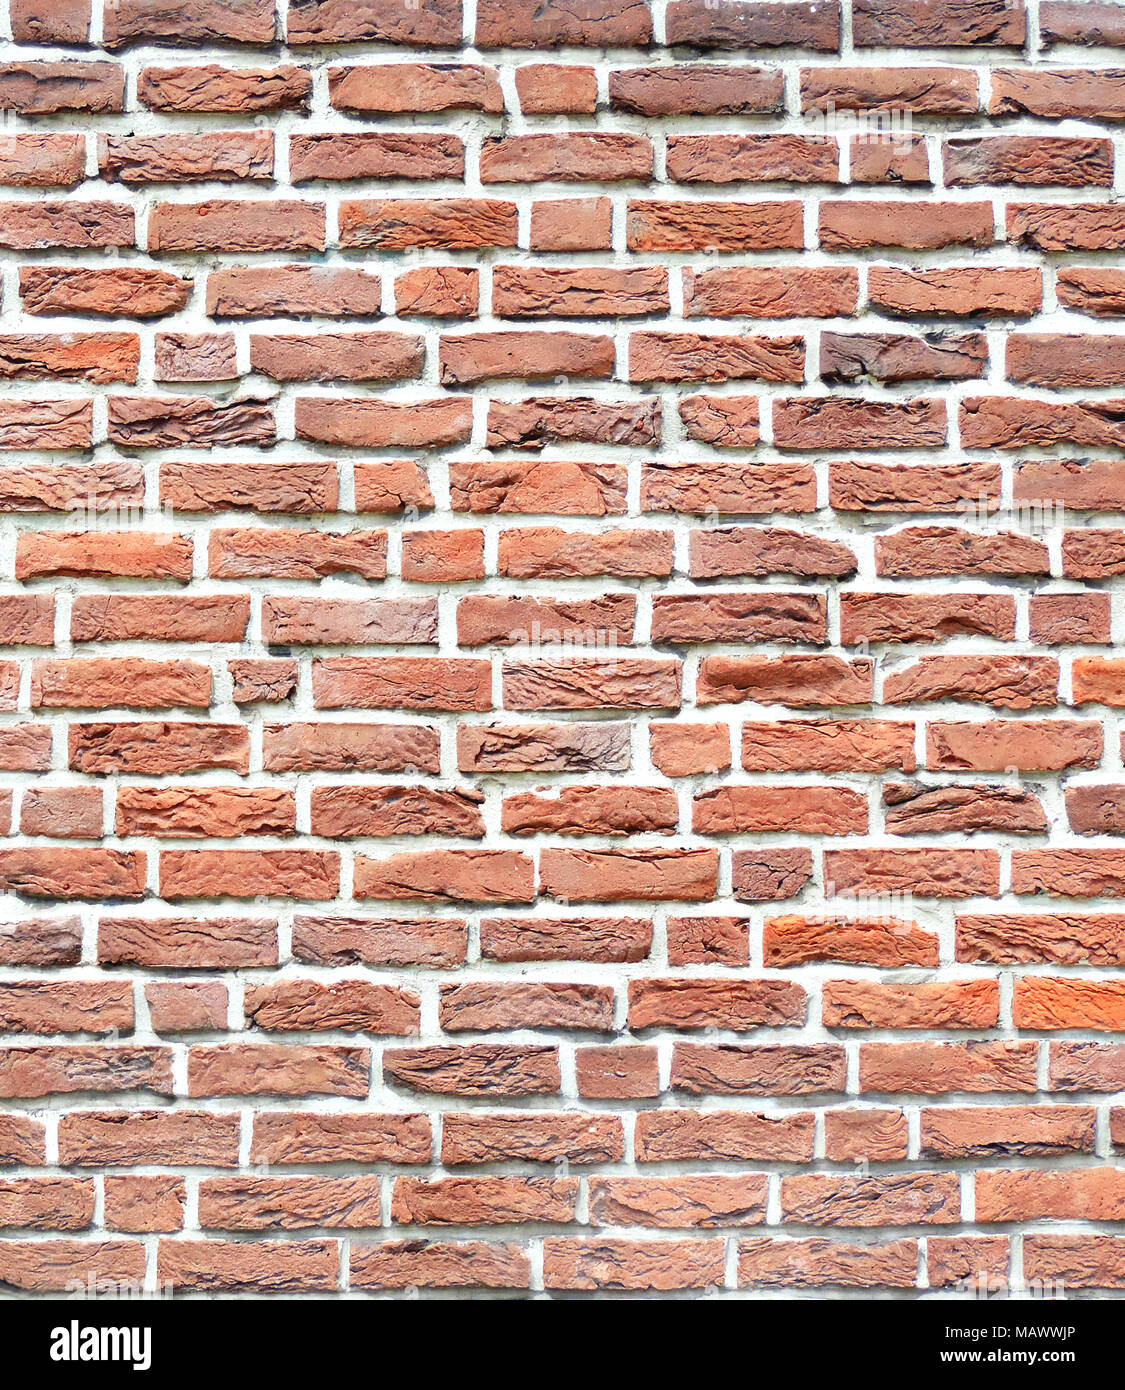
(6, 461, 1125, 519)
(9, 907, 1125, 967)
(19, 197, 1125, 253)
(5, 1038, 1125, 1095)
(10, 128, 1125, 190)
(16, 326, 1125, 388)
(11, 264, 1125, 324)
(0, 589, 1122, 655)
(7, 526, 1125, 579)
(4, 974, 1125, 1035)
(6, 0, 1125, 55)
(301, 390, 1125, 453)
(5, 652, 1125, 710)
(8, 843, 1125, 899)
(0, 1230, 1118, 1293)
(0, 587, 1120, 642)
(16, 61, 1125, 120)
(18, 392, 1125, 452)
(0, 0, 1108, 54)
(4, 715, 1119, 775)
(1, 776, 1124, 839)
(9, 1168, 1125, 1230)
(8, 1102, 1125, 1164)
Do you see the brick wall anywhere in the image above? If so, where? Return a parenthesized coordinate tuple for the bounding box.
(0, 0, 1122, 1298)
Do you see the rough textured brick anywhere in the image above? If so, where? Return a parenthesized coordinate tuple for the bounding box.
(739, 1238, 917, 1289)
(350, 1241, 529, 1290)
(11, 0, 91, 44)
(138, 65, 311, 112)
(853, 0, 1024, 46)
(104, 1174, 184, 1232)
(802, 65, 978, 113)
(104, 0, 276, 48)
(668, 1, 838, 49)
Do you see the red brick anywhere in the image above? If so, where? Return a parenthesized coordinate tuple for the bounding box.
(516, 65, 597, 114)
(529, 198, 612, 251)
(105, 1175, 184, 1232)
(138, 64, 311, 112)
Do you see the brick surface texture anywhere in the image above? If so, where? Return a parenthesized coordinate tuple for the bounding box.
(0, 0, 1124, 1301)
